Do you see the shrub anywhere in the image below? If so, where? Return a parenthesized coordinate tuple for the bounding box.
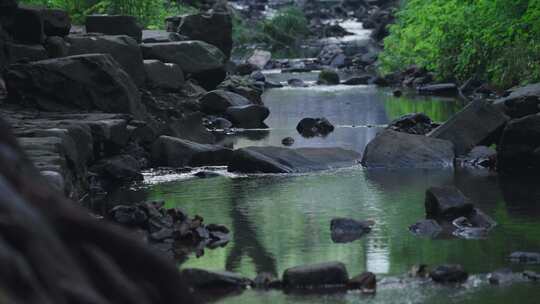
(380, 0, 540, 89)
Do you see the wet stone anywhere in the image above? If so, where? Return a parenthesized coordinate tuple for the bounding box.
(429, 264, 468, 284)
(508, 252, 540, 264)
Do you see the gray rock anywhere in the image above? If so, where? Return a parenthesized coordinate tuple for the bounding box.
(6, 42, 48, 63)
(167, 112, 215, 144)
(508, 252, 540, 264)
(66, 34, 146, 86)
(428, 100, 508, 156)
(199, 90, 251, 114)
(361, 130, 455, 169)
(90, 154, 143, 182)
(44, 36, 69, 58)
(41, 170, 65, 192)
(417, 83, 459, 96)
(317, 69, 340, 85)
(141, 41, 225, 74)
(387, 113, 436, 135)
(297, 117, 334, 137)
(85, 15, 142, 42)
(282, 137, 294, 146)
(151, 135, 232, 167)
(142, 30, 185, 43)
(493, 83, 540, 118)
(11, 5, 45, 44)
(342, 75, 372, 85)
(181, 268, 252, 290)
(143, 60, 184, 90)
(497, 113, 540, 172)
(225, 105, 269, 128)
(178, 12, 233, 59)
(430, 264, 468, 283)
(247, 50, 271, 70)
(228, 146, 361, 173)
(41, 8, 71, 37)
(330, 218, 373, 243)
(409, 219, 442, 238)
(5, 54, 146, 119)
(348, 272, 376, 292)
(425, 186, 474, 220)
(283, 262, 349, 288)
(288, 78, 308, 87)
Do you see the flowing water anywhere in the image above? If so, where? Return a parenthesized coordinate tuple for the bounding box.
(105, 78, 540, 303)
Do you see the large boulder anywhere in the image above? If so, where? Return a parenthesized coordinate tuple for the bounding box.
(150, 135, 232, 167)
(199, 90, 251, 114)
(140, 41, 225, 74)
(247, 50, 271, 69)
(425, 186, 474, 220)
(361, 130, 455, 169)
(493, 83, 540, 118)
(228, 146, 361, 173)
(5, 54, 146, 119)
(143, 60, 184, 90)
(177, 12, 233, 59)
(225, 104, 269, 128)
(282, 262, 349, 288)
(6, 42, 48, 63)
(11, 5, 45, 44)
(217, 75, 263, 104)
(66, 34, 146, 86)
(497, 113, 540, 172)
(85, 15, 142, 43)
(428, 100, 508, 156)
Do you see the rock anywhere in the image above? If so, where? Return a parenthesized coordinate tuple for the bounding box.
(250, 70, 265, 82)
(296, 117, 334, 137)
(508, 252, 540, 264)
(330, 218, 373, 243)
(523, 271, 540, 281)
(228, 146, 361, 173)
(409, 264, 429, 278)
(429, 264, 468, 283)
(5, 54, 146, 119)
(167, 112, 216, 144)
(11, 5, 45, 44)
(425, 186, 474, 220)
(151, 135, 232, 167)
(225, 105, 269, 128)
(181, 268, 252, 290)
(342, 75, 372, 85)
(361, 130, 455, 169)
(387, 113, 436, 135)
(493, 83, 540, 118)
(317, 69, 340, 85)
(247, 50, 271, 70)
(497, 113, 540, 173)
(253, 273, 281, 289)
(143, 60, 184, 90)
(204, 116, 232, 130)
(177, 12, 233, 58)
(66, 34, 146, 86)
(6, 42, 48, 63)
(409, 219, 442, 238)
(199, 90, 251, 114)
(488, 269, 515, 285)
(90, 154, 143, 183)
(41, 8, 70, 37)
(234, 62, 258, 76)
(455, 146, 496, 168)
(142, 30, 184, 43)
(287, 78, 308, 87)
(85, 15, 142, 42)
(428, 100, 508, 156)
(44, 36, 69, 58)
(282, 262, 349, 288)
(318, 44, 345, 67)
(194, 170, 220, 179)
(282, 137, 294, 146)
(218, 75, 263, 104)
(190, 67, 226, 91)
(41, 170, 65, 192)
(418, 83, 459, 96)
(393, 89, 402, 97)
(348, 272, 376, 293)
(141, 41, 225, 74)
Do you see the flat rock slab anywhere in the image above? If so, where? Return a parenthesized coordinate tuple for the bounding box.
(282, 262, 349, 288)
(428, 100, 508, 156)
(361, 130, 454, 169)
(228, 146, 361, 173)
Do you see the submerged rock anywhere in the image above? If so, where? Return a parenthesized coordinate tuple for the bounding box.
(429, 264, 468, 283)
(330, 218, 373, 243)
(296, 117, 335, 137)
(228, 146, 361, 174)
(361, 130, 454, 169)
(428, 100, 508, 156)
(283, 262, 349, 288)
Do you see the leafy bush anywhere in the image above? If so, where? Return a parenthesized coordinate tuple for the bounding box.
(380, 0, 540, 88)
(233, 7, 310, 57)
(20, 0, 198, 28)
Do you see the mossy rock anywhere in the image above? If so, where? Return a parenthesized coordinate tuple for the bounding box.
(317, 69, 340, 85)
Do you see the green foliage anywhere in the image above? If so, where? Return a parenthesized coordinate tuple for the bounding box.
(20, 0, 198, 28)
(380, 0, 540, 89)
(232, 7, 310, 57)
